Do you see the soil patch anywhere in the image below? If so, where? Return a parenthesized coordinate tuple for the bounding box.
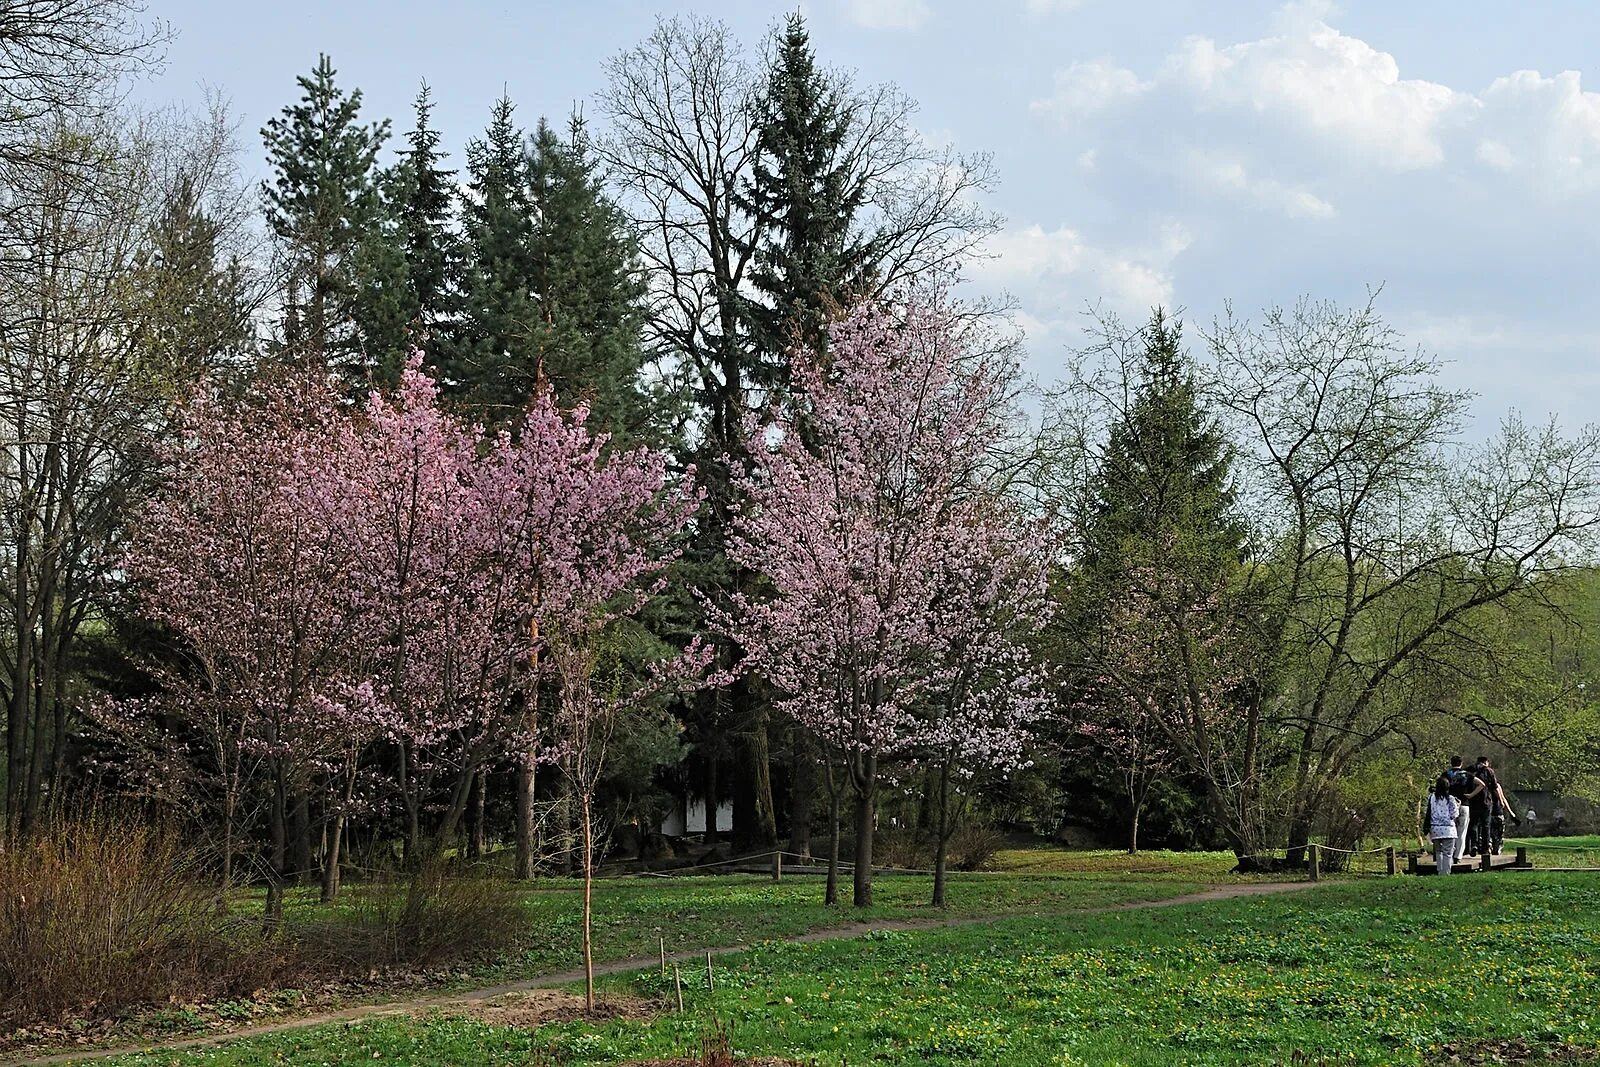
(443, 989, 656, 1029)
(1434, 1039, 1600, 1065)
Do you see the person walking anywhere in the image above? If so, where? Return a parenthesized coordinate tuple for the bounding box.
(1473, 756, 1519, 856)
(1425, 774, 1461, 875)
(1445, 756, 1483, 863)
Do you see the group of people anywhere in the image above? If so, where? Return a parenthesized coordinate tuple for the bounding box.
(1424, 755, 1520, 875)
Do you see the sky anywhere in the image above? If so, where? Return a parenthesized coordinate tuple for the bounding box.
(132, 0, 1600, 432)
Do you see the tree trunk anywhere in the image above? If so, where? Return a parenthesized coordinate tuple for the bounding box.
(788, 733, 815, 862)
(269, 770, 287, 879)
(290, 787, 314, 883)
(514, 757, 537, 879)
(932, 762, 952, 908)
(580, 788, 596, 1011)
(467, 765, 486, 861)
(825, 787, 841, 907)
(852, 753, 877, 908)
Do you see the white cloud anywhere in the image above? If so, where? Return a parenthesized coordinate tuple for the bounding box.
(843, 0, 930, 31)
(1193, 152, 1336, 218)
(1476, 70, 1600, 192)
(1030, 59, 1149, 121)
(973, 222, 1190, 316)
(1166, 24, 1464, 170)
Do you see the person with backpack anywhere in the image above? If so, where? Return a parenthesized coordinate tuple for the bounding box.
(1444, 756, 1484, 864)
(1423, 774, 1462, 875)
(1472, 756, 1519, 856)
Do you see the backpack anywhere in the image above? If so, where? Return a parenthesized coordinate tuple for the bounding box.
(1446, 768, 1474, 801)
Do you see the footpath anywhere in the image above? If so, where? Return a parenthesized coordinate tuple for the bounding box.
(12, 880, 1326, 1067)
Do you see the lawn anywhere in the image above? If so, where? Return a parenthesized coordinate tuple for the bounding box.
(81, 872, 1600, 1066)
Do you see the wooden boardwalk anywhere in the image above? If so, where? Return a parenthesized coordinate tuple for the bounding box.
(1406, 847, 1534, 875)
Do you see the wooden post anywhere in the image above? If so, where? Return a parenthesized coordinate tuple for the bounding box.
(1407, 851, 1419, 876)
(1481, 851, 1492, 872)
(773, 850, 782, 882)
(1385, 846, 1397, 876)
(706, 950, 715, 992)
(659, 936, 666, 973)
(1307, 843, 1320, 882)
(1516, 846, 1528, 869)
(673, 964, 684, 1012)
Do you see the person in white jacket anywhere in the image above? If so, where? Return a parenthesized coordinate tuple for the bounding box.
(1425, 775, 1462, 875)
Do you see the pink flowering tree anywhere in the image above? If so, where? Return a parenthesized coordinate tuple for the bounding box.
(728, 296, 1052, 908)
(120, 371, 376, 910)
(481, 394, 709, 1002)
(345, 361, 535, 864)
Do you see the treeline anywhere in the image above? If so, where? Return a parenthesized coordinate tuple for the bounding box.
(4, 1, 1600, 906)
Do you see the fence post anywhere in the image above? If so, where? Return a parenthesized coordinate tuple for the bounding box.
(1516, 846, 1528, 869)
(1308, 844, 1320, 882)
(773, 850, 782, 883)
(1385, 846, 1396, 876)
(1481, 851, 1492, 872)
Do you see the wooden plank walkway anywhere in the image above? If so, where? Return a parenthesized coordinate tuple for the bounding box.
(1406, 847, 1534, 875)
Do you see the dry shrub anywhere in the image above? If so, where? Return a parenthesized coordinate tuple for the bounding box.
(0, 815, 253, 1027)
(949, 824, 1005, 871)
(300, 858, 523, 970)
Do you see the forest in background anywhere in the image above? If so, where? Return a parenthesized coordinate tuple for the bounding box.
(5, 0, 1600, 914)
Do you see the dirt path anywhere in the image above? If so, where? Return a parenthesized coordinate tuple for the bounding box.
(11, 880, 1326, 1067)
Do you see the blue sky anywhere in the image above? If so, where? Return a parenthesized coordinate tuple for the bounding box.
(136, 0, 1600, 429)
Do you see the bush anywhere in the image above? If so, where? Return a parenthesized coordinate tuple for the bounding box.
(300, 858, 524, 970)
(0, 815, 255, 1027)
(949, 824, 1005, 871)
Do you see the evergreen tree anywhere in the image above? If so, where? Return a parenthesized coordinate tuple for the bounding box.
(136, 171, 258, 382)
(260, 55, 391, 380)
(1081, 309, 1245, 591)
(392, 82, 462, 354)
(445, 94, 541, 418)
(739, 13, 867, 365)
(526, 115, 653, 438)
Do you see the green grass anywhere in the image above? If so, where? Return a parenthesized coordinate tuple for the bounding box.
(483, 869, 1214, 983)
(106, 874, 1600, 1067)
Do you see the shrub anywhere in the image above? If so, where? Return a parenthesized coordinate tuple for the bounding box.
(300, 858, 524, 970)
(949, 824, 1005, 871)
(0, 815, 254, 1027)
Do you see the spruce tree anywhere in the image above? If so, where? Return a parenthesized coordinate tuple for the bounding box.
(739, 13, 866, 365)
(392, 83, 462, 354)
(526, 115, 652, 438)
(446, 94, 541, 418)
(1082, 309, 1245, 591)
(261, 55, 390, 380)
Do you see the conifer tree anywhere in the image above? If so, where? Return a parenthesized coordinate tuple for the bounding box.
(446, 94, 541, 418)
(392, 83, 461, 354)
(1081, 309, 1245, 591)
(739, 13, 865, 364)
(260, 55, 390, 380)
(526, 115, 652, 438)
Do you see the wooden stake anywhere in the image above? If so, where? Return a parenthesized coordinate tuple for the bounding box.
(660, 936, 666, 972)
(1307, 843, 1320, 882)
(1385, 846, 1396, 876)
(706, 949, 715, 991)
(673, 964, 684, 1012)
(773, 850, 782, 882)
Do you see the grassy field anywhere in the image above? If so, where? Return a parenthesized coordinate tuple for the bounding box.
(96, 873, 1600, 1067)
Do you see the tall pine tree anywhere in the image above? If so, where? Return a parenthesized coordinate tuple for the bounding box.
(1081, 309, 1245, 591)
(261, 55, 391, 380)
(391, 83, 462, 356)
(739, 13, 867, 365)
(445, 94, 541, 417)
(525, 115, 652, 438)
